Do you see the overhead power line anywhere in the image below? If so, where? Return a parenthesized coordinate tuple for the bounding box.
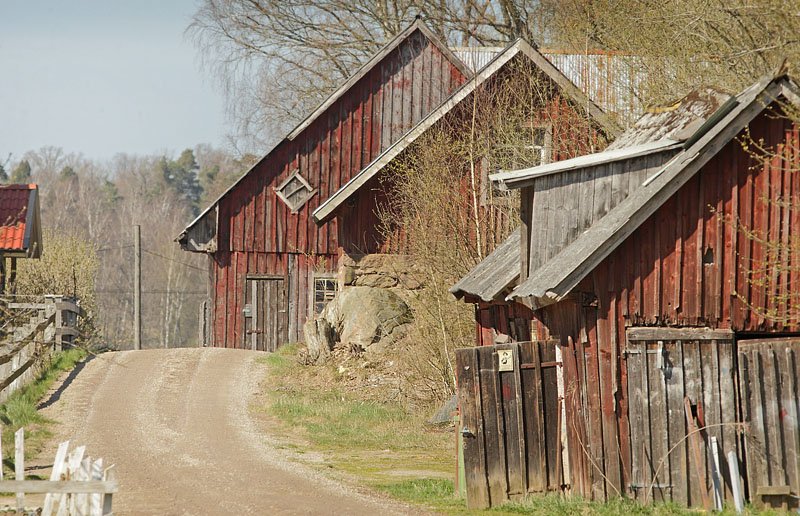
(141, 249, 207, 272)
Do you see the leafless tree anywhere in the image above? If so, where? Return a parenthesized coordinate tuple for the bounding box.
(188, 0, 556, 150)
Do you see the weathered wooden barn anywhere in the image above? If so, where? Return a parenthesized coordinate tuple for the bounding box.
(179, 19, 627, 350)
(452, 72, 800, 510)
(311, 38, 620, 239)
(178, 21, 472, 349)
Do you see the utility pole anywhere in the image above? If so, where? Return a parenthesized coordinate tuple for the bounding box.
(134, 224, 141, 351)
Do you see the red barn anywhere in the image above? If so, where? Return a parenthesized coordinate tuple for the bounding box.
(178, 21, 472, 349)
(453, 72, 800, 509)
(312, 38, 620, 256)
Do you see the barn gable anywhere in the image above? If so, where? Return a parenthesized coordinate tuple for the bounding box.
(312, 38, 622, 226)
(178, 19, 472, 254)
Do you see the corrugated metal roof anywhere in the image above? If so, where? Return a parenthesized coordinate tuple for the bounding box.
(454, 47, 648, 126)
(0, 184, 36, 252)
(450, 228, 520, 301)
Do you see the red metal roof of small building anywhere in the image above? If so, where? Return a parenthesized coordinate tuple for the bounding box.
(0, 184, 38, 254)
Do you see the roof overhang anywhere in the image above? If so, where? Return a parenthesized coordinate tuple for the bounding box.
(490, 138, 681, 191)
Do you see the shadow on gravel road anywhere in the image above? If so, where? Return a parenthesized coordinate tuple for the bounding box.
(37, 354, 96, 410)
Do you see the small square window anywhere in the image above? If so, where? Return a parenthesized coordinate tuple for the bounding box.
(274, 169, 318, 213)
(313, 275, 337, 315)
(482, 123, 551, 206)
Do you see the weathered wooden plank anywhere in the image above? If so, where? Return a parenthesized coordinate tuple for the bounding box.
(541, 341, 560, 490)
(512, 343, 528, 494)
(500, 345, 523, 499)
(762, 346, 786, 488)
(584, 312, 605, 500)
(777, 345, 799, 496)
(748, 348, 768, 503)
(0, 480, 118, 494)
(682, 341, 702, 507)
(520, 340, 546, 492)
(626, 327, 733, 341)
(455, 348, 490, 509)
(646, 341, 668, 502)
(718, 337, 738, 501)
(666, 341, 688, 506)
(625, 334, 644, 501)
(477, 346, 506, 505)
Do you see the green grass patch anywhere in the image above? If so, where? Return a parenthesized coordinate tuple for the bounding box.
(257, 344, 453, 485)
(0, 348, 87, 475)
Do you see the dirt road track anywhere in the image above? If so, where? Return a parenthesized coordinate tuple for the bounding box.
(37, 348, 433, 516)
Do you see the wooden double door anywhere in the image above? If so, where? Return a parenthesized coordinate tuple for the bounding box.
(243, 274, 288, 352)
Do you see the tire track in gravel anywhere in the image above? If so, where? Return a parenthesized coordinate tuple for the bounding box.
(37, 348, 437, 516)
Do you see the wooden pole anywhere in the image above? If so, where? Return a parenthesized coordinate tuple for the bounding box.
(15, 428, 24, 513)
(134, 225, 141, 351)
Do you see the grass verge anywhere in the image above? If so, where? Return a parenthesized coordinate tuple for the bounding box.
(0, 348, 87, 476)
(256, 344, 453, 485)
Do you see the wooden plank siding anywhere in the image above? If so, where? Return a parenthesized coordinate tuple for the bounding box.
(594, 105, 800, 333)
(209, 29, 468, 346)
(519, 103, 800, 503)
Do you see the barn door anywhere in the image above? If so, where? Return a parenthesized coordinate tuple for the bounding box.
(243, 275, 288, 351)
(738, 337, 800, 510)
(625, 327, 739, 509)
(455, 341, 561, 509)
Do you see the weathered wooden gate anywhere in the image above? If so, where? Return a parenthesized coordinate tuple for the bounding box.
(455, 341, 561, 509)
(625, 327, 740, 508)
(242, 274, 288, 351)
(738, 337, 800, 510)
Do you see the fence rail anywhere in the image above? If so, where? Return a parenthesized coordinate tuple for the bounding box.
(0, 429, 116, 515)
(0, 296, 83, 401)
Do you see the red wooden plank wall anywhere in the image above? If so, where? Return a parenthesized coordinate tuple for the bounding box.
(596, 104, 800, 333)
(211, 29, 469, 348)
(474, 302, 534, 346)
(523, 104, 800, 502)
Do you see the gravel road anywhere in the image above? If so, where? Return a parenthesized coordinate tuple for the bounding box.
(36, 348, 434, 516)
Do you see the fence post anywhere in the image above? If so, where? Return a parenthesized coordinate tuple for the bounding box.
(15, 428, 24, 512)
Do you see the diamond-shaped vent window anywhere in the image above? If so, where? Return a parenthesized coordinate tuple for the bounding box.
(274, 170, 317, 213)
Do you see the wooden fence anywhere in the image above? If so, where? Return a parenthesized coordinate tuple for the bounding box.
(0, 296, 83, 402)
(0, 428, 116, 515)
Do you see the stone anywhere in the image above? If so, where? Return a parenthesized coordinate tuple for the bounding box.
(334, 286, 411, 350)
(398, 273, 422, 290)
(354, 273, 398, 288)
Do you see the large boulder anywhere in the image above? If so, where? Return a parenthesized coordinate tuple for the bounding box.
(303, 286, 412, 361)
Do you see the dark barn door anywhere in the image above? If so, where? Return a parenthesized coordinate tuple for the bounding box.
(625, 327, 740, 509)
(243, 275, 288, 351)
(455, 341, 561, 509)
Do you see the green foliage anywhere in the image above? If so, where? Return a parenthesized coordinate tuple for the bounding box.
(14, 229, 99, 338)
(0, 348, 87, 472)
(156, 148, 202, 213)
(0, 164, 8, 183)
(10, 160, 31, 184)
(376, 478, 459, 507)
(100, 178, 122, 208)
(58, 166, 77, 181)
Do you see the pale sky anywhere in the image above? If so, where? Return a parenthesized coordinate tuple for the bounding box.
(0, 0, 228, 161)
